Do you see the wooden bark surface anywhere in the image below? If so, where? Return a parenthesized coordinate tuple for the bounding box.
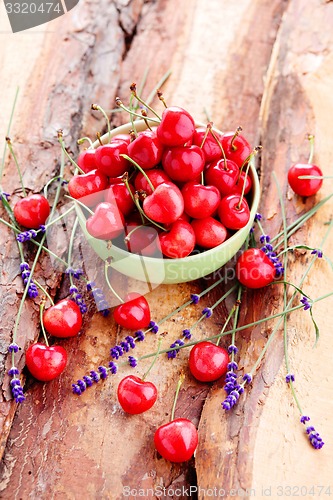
(0, 0, 333, 498)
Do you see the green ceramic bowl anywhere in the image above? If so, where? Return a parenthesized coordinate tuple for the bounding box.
(75, 120, 260, 284)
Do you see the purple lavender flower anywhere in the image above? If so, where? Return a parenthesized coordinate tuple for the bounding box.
(16, 229, 38, 242)
(86, 281, 109, 315)
(182, 329, 192, 340)
(300, 416, 324, 449)
(249, 226, 255, 234)
(224, 361, 239, 395)
(20, 262, 38, 298)
(149, 321, 159, 333)
(70, 285, 88, 314)
(8, 343, 19, 353)
(167, 339, 185, 359)
(128, 356, 137, 367)
(254, 213, 262, 222)
(243, 373, 252, 384)
(260, 234, 270, 244)
(135, 330, 145, 342)
(202, 307, 213, 318)
(222, 388, 241, 411)
(1, 191, 10, 201)
(66, 267, 84, 279)
(300, 296, 312, 311)
(108, 361, 118, 374)
(190, 293, 200, 304)
(311, 249, 323, 258)
(125, 335, 136, 349)
(227, 344, 238, 354)
(8, 367, 25, 403)
(285, 373, 295, 383)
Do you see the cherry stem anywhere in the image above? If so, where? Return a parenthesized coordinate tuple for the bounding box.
(91, 104, 111, 143)
(144, 69, 172, 109)
(6, 138, 27, 196)
(307, 134, 315, 164)
(115, 98, 160, 123)
(39, 299, 49, 347)
(230, 126, 242, 151)
(121, 154, 155, 193)
(237, 146, 262, 209)
(209, 126, 228, 170)
(77, 137, 94, 149)
(1, 86, 19, 188)
(171, 371, 185, 421)
(35, 280, 54, 305)
(64, 195, 95, 215)
(124, 224, 145, 243)
(67, 217, 79, 291)
(133, 194, 167, 232)
(156, 89, 167, 109)
(57, 131, 85, 175)
(129, 94, 138, 137)
(141, 109, 153, 131)
(142, 337, 162, 381)
(96, 132, 103, 146)
(104, 260, 124, 304)
(130, 83, 162, 120)
(216, 301, 237, 347)
(44, 175, 66, 198)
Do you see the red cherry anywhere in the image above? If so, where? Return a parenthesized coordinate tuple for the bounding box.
(113, 292, 151, 330)
(288, 163, 323, 196)
(157, 106, 195, 146)
(191, 217, 227, 248)
(143, 182, 184, 224)
(154, 418, 198, 463)
(43, 299, 82, 338)
(86, 202, 124, 240)
(218, 194, 250, 230)
(134, 169, 171, 196)
(25, 343, 67, 382)
(95, 141, 129, 177)
(68, 169, 108, 207)
(182, 182, 221, 219)
(125, 223, 161, 257)
(14, 194, 50, 229)
(127, 131, 164, 170)
(162, 145, 205, 182)
(230, 171, 252, 195)
(112, 134, 131, 144)
(192, 127, 223, 162)
(205, 159, 239, 196)
(236, 248, 276, 288)
(77, 149, 97, 173)
(189, 341, 229, 382)
(105, 182, 135, 217)
(117, 375, 157, 414)
(221, 131, 251, 167)
(159, 220, 196, 258)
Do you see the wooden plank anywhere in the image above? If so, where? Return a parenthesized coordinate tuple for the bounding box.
(2, 0, 332, 497)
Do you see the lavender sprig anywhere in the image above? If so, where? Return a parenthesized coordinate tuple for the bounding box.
(300, 296, 312, 311)
(87, 281, 109, 316)
(66, 267, 84, 279)
(20, 262, 38, 298)
(72, 365, 110, 395)
(300, 416, 324, 450)
(70, 285, 88, 314)
(8, 367, 25, 403)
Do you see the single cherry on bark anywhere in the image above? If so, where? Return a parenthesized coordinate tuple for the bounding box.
(113, 292, 151, 330)
(68, 169, 108, 207)
(288, 135, 323, 196)
(189, 341, 229, 382)
(43, 298, 82, 338)
(14, 194, 50, 229)
(154, 373, 198, 463)
(236, 248, 276, 288)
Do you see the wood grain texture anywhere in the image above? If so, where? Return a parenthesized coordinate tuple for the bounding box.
(0, 0, 332, 498)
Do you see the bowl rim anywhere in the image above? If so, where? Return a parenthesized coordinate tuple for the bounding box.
(77, 119, 260, 264)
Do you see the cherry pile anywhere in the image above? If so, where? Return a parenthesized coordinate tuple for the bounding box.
(69, 105, 256, 259)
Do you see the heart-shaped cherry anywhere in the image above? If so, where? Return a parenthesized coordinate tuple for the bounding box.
(288, 164, 323, 196)
(77, 149, 97, 173)
(230, 171, 252, 195)
(205, 159, 239, 196)
(95, 141, 129, 177)
(43, 299, 82, 338)
(14, 194, 50, 229)
(221, 129, 251, 168)
(162, 145, 205, 182)
(189, 341, 229, 382)
(124, 222, 161, 257)
(159, 220, 196, 258)
(25, 343, 67, 381)
(154, 418, 198, 462)
(182, 181, 221, 219)
(192, 127, 223, 162)
(86, 202, 124, 240)
(218, 194, 250, 230)
(127, 130, 164, 170)
(191, 217, 227, 248)
(113, 292, 151, 330)
(157, 106, 195, 147)
(105, 182, 135, 217)
(143, 182, 184, 224)
(117, 375, 157, 414)
(134, 169, 171, 196)
(236, 248, 276, 288)
(68, 169, 108, 207)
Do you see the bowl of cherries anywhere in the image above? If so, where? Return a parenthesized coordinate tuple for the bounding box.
(72, 105, 260, 284)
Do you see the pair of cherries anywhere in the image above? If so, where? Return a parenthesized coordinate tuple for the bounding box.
(71, 105, 254, 259)
(25, 299, 82, 382)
